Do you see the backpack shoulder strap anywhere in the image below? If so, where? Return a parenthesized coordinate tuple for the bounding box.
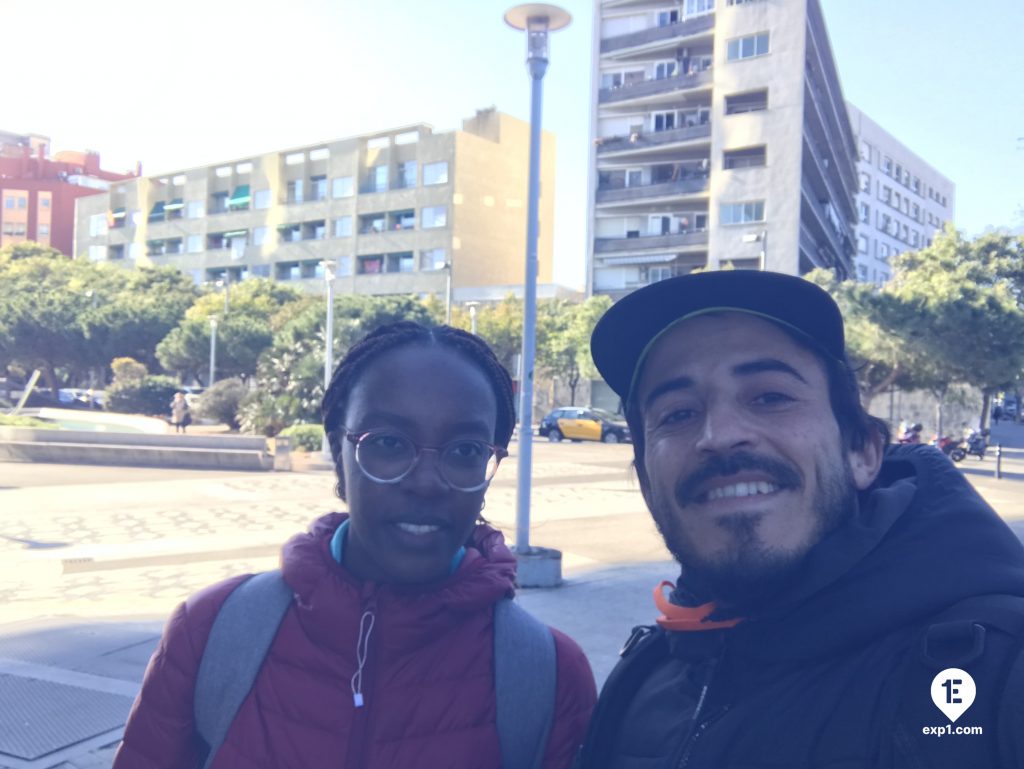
(887, 594, 1024, 769)
(194, 570, 294, 769)
(575, 625, 669, 769)
(494, 597, 556, 769)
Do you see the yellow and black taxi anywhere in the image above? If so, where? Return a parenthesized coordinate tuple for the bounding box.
(538, 407, 631, 444)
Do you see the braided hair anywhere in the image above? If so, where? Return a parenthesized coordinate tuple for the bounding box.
(321, 320, 516, 501)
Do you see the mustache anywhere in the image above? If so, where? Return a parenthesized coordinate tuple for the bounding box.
(675, 451, 802, 505)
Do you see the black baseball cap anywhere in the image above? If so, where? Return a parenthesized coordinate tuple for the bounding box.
(590, 270, 846, 402)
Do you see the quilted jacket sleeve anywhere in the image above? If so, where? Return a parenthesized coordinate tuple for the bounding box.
(542, 628, 598, 769)
(112, 575, 248, 769)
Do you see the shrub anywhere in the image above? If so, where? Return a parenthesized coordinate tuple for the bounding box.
(105, 375, 180, 416)
(111, 356, 147, 384)
(238, 392, 292, 437)
(279, 423, 325, 452)
(0, 414, 57, 428)
(195, 378, 247, 429)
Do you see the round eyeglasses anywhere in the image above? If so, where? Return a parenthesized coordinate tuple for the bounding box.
(343, 429, 507, 492)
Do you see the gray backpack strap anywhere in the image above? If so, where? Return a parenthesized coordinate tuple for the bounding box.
(494, 597, 557, 769)
(194, 570, 293, 769)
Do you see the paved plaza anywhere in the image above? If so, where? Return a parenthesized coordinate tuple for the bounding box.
(1, 423, 1023, 768)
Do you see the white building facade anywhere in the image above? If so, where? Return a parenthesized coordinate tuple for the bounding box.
(847, 102, 956, 285)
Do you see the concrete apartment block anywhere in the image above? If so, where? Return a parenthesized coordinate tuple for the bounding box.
(73, 109, 554, 302)
(586, 0, 858, 303)
(847, 102, 956, 285)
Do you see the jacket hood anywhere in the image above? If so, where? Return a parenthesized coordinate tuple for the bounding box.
(281, 512, 517, 653)
(675, 445, 1024, 662)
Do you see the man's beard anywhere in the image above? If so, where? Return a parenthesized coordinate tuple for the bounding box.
(649, 450, 859, 613)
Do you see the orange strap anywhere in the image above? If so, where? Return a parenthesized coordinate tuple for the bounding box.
(653, 581, 742, 631)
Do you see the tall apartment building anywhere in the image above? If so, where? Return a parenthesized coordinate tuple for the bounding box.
(75, 109, 554, 302)
(587, 0, 858, 301)
(847, 103, 955, 285)
(0, 130, 135, 255)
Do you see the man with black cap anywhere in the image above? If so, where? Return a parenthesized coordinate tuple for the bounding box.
(578, 270, 1024, 769)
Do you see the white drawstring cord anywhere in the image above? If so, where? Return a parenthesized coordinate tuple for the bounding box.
(351, 609, 376, 707)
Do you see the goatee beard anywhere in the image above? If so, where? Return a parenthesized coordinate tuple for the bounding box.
(652, 452, 859, 614)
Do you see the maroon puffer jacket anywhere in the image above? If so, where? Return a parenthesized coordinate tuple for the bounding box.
(114, 513, 596, 769)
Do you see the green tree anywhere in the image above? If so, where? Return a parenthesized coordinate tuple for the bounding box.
(537, 296, 612, 405)
(474, 295, 523, 372)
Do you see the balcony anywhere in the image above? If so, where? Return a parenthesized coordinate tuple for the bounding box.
(599, 69, 712, 106)
(596, 176, 709, 207)
(595, 230, 708, 254)
(596, 123, 711, 157)
(601, 14, 714, 55)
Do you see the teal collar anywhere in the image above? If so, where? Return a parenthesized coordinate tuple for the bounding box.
(330, 519, 466, 574)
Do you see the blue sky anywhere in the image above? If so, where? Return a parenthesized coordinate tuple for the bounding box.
(9, 0, 1022, 287)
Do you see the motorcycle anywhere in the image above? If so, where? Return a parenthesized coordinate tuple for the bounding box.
(950, 429, 988, 462)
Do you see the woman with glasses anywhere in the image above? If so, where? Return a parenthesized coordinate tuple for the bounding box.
(114, 321, 596, 769)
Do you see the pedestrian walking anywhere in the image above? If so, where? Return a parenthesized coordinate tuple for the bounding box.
(169, 392, 190, 434)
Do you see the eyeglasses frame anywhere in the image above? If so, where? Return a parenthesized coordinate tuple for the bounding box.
(341, 427, 508, 492)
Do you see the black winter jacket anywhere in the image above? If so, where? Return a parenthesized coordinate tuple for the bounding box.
(580, 445, 1024, 769)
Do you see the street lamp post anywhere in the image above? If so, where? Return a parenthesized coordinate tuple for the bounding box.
(444, 262, 453, 324)
(208, 315, 218, 387)
(321, 260, 336, 459)
(504, 3, 570, 586)
(466, 301, 480, 335)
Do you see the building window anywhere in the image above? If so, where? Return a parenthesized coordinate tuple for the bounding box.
(859, 202, 870, 223)
(723, 146, 766, 169)
(420, 248, 446, 271)
(88, 245, 105, 261)
(724, 89, 768, 114)
(360, 213, 387, 234)
(17, 197, 27, 209)
(38, 224, 50, 236)
(388, 209, 416, 230)
(726, 32, 769, 61)
(881, 186, 892, 204)
(421, 206, 448, 229)
(727, 0, 764, 5)
(251, 264, 271, 278)
(646, 266, 674, 283)
(301, 260, 323, 279)
(41, 197, 51, 208)
(684, 0, 714, 16)
(397, 161, 417, 189)
(253, 227, 268, 246)
(858, 234, 869, 254)
(209, 191, 229, 214)
(109, 245, 125, 260)
(333, 216, 353, 237)
(386, 252, 415, 273)
(358, 255, 383, 274)
(332, 176, 354, 198)
(423, 162, 449, 186)
(652, 111, 676, 132)
(310, 175, 327, 201)
(89, 214, 108, 237)
(187, 200, 204, 219)
(276, 262, 301, 281)
(254, 189, 272, 209)
(4, 196, 14, 209)
(883, 157, 893, 175)
(337, 256, 352, 277)
(720, 200, 765, 225)
(654, 61, 677, 80)
(278, 224, 302, 243)
(657, 9, 679, 26)
(287, 180, 304, 204)
(303, 220, 326, 240)
(369, 165, 388, 193)
(187, 234, 203, 253)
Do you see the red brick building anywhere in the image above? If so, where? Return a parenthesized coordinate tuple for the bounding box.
(0, 130, 136, 256)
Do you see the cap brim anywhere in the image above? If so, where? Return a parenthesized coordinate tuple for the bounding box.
(590, 271, 844, 402)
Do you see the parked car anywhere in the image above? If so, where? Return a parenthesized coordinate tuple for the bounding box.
(538, 407, 631, 443)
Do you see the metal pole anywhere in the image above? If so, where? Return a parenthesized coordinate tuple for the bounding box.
(468, 302, 478, 335)
(515, 54, 548, 555)
(322, 264, 336, 459)
(445, 263, 452, 325)
(208, 317, 218, 387)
